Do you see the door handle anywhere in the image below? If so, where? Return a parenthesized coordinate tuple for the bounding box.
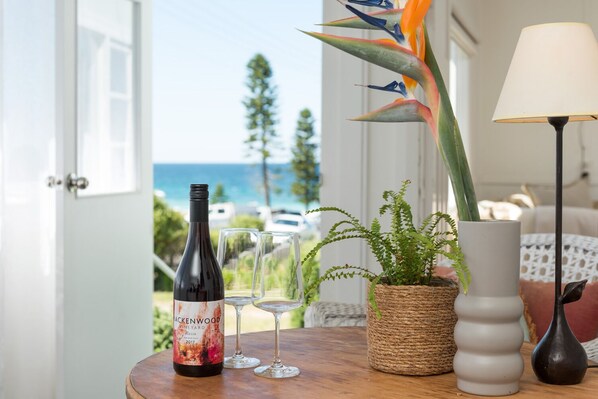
(66, 173, 89, 193)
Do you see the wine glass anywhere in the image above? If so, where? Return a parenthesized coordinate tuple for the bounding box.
(217, 228, 261, 369)
(252, 231, 304, 378)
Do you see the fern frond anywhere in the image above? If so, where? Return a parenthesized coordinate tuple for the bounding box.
(304, 179, 469, 298)
(368, 275, 383, 319)
(328, 219, 360, 235)
(304, 264, 377, 305)
(302, 234, 366, 264)
(310, 206, 361, 223)
(367, 218, 392, 270)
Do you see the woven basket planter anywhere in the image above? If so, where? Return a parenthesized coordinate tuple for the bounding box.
(367, 284, 459, 376)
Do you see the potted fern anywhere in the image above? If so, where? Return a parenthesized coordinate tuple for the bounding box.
(303, 180, 470, 376)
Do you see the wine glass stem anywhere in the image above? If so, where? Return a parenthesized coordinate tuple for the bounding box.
(234, 305, 243, 356)
(273, 312, 282, 367)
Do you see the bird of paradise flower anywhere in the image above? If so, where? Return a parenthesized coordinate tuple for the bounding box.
(304, 0, 480, 221)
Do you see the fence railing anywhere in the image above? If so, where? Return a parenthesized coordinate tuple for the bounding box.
(153, 254, 175, 281)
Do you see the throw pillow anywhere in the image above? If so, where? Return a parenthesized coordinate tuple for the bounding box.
(433, 265, 458, 282)
(522, 177, 593, 208)
(519, 279, 598, 343)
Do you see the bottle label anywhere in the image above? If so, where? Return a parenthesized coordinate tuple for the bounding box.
(173, 299, 224, 366)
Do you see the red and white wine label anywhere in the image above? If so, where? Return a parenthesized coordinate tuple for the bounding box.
(173, 299, 224, 366)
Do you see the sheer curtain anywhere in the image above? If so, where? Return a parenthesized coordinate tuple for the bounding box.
(0, 0, 57, 397)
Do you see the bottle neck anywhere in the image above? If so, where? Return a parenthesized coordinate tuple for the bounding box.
(189, 199, 209, 223)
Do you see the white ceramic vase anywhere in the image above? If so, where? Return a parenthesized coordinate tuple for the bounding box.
(454, 221, 524, 396)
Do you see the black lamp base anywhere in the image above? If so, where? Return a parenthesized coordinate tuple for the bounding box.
(530, 116, 588, 385)
(531, 299, 587, 385)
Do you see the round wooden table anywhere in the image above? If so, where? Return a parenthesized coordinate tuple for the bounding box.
(126, 327, 598, 398)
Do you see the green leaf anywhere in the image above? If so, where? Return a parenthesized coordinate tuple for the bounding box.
(322, 9, 403, 30)
(351, 99, 431, 123)
(368, 275, 383, 319)
(424, 29, 480, 221)
(302, 31, 434, 94)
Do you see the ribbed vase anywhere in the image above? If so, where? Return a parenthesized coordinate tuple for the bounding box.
(454, 221, 524, 396)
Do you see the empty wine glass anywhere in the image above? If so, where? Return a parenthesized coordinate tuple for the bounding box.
(217, 228, 261, 369)
(252, 231, 303, 379)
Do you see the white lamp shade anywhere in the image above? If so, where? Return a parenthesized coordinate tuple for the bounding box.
(493, 22, 598, 123)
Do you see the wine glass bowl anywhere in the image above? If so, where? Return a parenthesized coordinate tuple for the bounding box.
(217, 228, 261, 369)
(252, 231, 303, 378)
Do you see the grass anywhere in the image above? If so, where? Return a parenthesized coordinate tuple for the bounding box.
(153, 291, 294, 336)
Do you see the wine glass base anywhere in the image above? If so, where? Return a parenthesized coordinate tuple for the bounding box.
(223, 355, 261, 369)
(254, 364, 300, 379)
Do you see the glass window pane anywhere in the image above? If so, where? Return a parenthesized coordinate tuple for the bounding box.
(77, 0, 137, 197)
(110, 98, 128, 142)
(110, 48, 129, 94)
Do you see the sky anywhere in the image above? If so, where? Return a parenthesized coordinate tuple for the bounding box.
(152, 0, 323, 164)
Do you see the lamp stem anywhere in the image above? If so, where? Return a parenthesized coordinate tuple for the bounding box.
(548, 116, 568, 303)
(533, 116, 588, 386)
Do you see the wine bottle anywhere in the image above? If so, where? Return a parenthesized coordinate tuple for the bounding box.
(173, 184, 224, 377)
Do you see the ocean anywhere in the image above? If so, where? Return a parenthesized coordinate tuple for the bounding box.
(154, 163, 316, 213)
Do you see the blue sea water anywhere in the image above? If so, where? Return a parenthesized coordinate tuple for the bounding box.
(154, 163, 315, 213)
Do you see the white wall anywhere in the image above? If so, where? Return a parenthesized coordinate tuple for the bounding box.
(473, 0, 598, 200)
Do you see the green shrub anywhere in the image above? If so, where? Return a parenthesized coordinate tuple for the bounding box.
(290, 239, 321, 328)
(153, 307, 173, 352)
(154, 195, 187, 291)
(222, 268, 234, 289)
(210, 229, 220, 255)
(229, 214, 265, 230)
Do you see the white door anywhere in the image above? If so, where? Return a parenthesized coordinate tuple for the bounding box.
(0, 1, 153, 398)
(1, 1, 59, 398)
(58, 0, 153, 398)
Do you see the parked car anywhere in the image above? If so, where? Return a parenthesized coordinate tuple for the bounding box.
(208, 202, 236, 228)
(264, 212, 316, 238)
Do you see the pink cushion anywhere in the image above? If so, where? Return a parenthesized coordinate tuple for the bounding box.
(433, 266, 458, 282)
(519, 280, 598, 344)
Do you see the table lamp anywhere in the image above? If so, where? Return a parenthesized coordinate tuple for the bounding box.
(493, 22, 598, 385)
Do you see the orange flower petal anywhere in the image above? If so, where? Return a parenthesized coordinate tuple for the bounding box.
(417, 26, 426, 61)
(400, 0, 418, 35)
(401, 0, 431, 37)
(411, 0, 431, 31)
(403, 75, 417, 93)
(408, 32, 418, 55)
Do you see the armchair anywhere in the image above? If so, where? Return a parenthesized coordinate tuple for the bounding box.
(520, 234, 598, 362)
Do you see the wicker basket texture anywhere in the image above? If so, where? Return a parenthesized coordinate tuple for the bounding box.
(367, 284, 458, 376)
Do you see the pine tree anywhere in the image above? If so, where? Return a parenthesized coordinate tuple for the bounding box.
(291, 108, 319, 211)
(243, 53, 279, 208)
(211, 183, 228, 204)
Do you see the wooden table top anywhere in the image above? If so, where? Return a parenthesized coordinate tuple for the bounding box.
(126, 327, 598, 399)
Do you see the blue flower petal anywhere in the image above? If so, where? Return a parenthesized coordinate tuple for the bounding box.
(345, 4, 405, 44)
(367, 80, 408, 96)
(393, 23, 405, 42)
(346, 4, 387, 30)
(348, 0, 394, 10)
